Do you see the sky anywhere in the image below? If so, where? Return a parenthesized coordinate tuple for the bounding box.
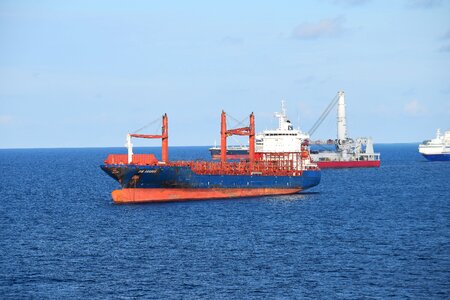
(0, 0, 449, 148)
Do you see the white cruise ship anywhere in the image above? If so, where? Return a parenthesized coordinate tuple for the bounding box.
(418, 129, 450, 161)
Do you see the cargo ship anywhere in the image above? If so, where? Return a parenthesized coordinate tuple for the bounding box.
(418, 129, 450, 161)
(209, 91, 380, 168)
(101, 112, 321, 203)
(209, 145, 249, 160)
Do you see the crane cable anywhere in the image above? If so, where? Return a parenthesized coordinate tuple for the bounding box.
(308, 93, 339, 137)
(132, 116, 161, 134)
(226, 113, 251, 147)
(226, 113, 248, 129)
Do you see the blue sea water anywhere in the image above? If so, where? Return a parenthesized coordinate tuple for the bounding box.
(0, 144, 449, 299)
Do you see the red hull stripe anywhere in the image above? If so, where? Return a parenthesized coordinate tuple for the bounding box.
(112, 188, 302, 204)
(317, 160, 380, 168)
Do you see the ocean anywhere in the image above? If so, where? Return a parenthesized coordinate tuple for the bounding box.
(0, 144, 449, 299)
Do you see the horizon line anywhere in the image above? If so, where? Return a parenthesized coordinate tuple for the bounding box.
(0, 142, 422, 150)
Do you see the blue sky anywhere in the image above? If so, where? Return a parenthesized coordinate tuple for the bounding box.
(0, 0, 449, 148)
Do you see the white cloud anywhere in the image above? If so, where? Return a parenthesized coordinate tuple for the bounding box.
(292, 17, 346, 40)
(404, 100, 426, 115)
(0, 115, 13, 125)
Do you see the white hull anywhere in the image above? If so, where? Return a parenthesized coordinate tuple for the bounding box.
(418, 129, 450, 156)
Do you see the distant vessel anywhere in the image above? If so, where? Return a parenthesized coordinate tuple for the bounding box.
(209, 92, 380, 168)
(102, 112, 320, 203)
(209, 145, 249, 160)
(309, 91, 380, 168)
(418, 129, 450, 161)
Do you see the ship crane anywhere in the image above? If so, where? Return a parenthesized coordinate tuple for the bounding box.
(306, 91, 380, 164)
(307, 92, 352, 157)
(126, 114, 168, 164)
(307, 91, 348, 143)
(221, 111, 255, 164)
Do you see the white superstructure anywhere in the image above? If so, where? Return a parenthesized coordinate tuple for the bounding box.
(418, 129, 450, 155)
(255, 101, 310, 153)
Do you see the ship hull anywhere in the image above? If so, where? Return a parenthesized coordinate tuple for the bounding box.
(317, 160, 380, 168)
(112, 188, 302, 203)
(101, 164, 321, 203)
(420, 153, 450, 161)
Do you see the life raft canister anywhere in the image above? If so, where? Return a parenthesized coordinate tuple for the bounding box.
(301, 150, 309, 159)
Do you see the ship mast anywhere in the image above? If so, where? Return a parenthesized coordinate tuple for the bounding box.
(126, 134, 133, 164)
(275, 100, 287, 130)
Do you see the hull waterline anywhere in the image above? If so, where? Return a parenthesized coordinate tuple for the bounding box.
(112, 188, 303, 203)
(317, 160, 380, 168)
(420, 153, 450, 161)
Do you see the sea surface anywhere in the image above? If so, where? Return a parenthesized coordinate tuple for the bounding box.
(0, 144, 449, 299)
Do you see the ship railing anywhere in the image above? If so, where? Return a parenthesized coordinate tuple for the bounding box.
(184, 152, 319, 176)
(104, 154, 158, 165)
(357, 153, 380, 161)
(104, 152, 319, 174)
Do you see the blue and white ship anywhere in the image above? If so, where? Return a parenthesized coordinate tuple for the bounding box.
(418, 129, 450, 161)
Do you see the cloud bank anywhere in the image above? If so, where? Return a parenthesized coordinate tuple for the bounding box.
(404, 100, 427, 115)
(292, 17, 346, 40)
(0, 115, 13, 125)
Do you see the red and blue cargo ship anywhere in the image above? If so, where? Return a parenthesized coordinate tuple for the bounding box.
(101, 112, 321, 203)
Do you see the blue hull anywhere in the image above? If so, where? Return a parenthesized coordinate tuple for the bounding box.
(101, 164, 321, 191)
(421, 154, 450, 161)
